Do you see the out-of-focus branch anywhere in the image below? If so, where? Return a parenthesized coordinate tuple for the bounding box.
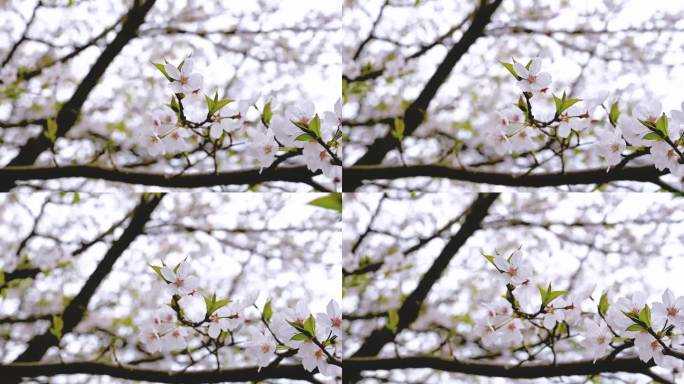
(346, 0, 503, 190)
(349, 193, 499, 359)
(8, 194, 163, 376)
(344, 356, 656, 380)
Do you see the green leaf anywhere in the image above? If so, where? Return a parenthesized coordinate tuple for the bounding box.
(538, 283, 549, 305)
(214, 98, 233, 114)
(516, 95, 528, 114)
(295, 133, 315, 142)
(204, 293, 230, 316)
(655, 113, 669, 136)
(72, 192, 80, 204)
(153, 63, 173, 81)
(0, 271, 4, 287)
(553, 94, 563, 114)
(638, 304, 651, 327)
(308, 114, 321, 138)
(500, 61, 520, 80)
(553, 92, 581, 115)
(169, 96, 180, 113)
(609, 101, 620, 127)
(626, 323, 645, 332)
(44, 118, 58, 143)
(262, 101, 273, 126)
(481, 253, 497, 268)
(204, 293, 216, 314)
(386, 309, 399, 333)
(303, 314, 316, 337)
(546, 290, 567, 305)
(392, 117, 405, 141)
(290, 332, 309, 341)
(539, 283, 566, 307)
(263, 299, 273, 323)
(642, 132, 662, 141)
(562, 98, 581, 113)
(598, 292, 609, 316)
(308, 193, 342, 213)
(342, 78, 349, 104)
(50, 315, 63, 338)
(638, 119, 657, 130)
(205, 94, 215, 113)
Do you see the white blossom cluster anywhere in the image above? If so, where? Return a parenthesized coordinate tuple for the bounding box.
(143, 56, 342, 181)
(137, 260, 342, 378)
(474, 249, 684, 374)
(484, 57, 684, 177)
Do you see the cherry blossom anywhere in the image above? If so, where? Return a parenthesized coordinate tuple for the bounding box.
(137, 126, 166, 156)
(287, 100, 316, 125)
(270, 115, 302, 147)
(317, 299, 343, 339)
(596, 127, 626, 167)
(323, 99, 342, 128)
(653, 289, 684, 328)
(139, 326, 163, 353)
(160, 261, 199, 296)
(245, 126, 278, 172)
(513, 58, 551, 94)
(580, 318, 612, 362)
(635, 100, 662, 124)
(556, 105, 589, 138)
(209, 110, 238, 140)
(244, 328, 276, 368)
(160, 325, 188, 351)
(494, 250, 532, 286)
(298, 341, 340, 377)
(648, 140, 683, 176)
(207, 292, 258, 338)
(633, 332, 677, 368)
(163, 127, 192, 153)
(165, 58, 203, 95)
(670, 101, 684, 134)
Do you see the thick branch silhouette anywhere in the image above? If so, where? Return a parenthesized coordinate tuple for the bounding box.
(0, 361, 316, 383)
(344, 193, 499, 384)
(344, 356, 657, 379)
(343, 164, 671, 191)
(8, 194, 163, 383)
(0, 165, 325, 190)
(0, 0, 157, 191)
(346, 0, 503, 190)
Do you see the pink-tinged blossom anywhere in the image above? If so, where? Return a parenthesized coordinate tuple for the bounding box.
(514, 58, 551, 94)
(245, 126, 278, 172)
(165, 59, 203, 95)
(596, 127, 626, 168)
(494, 250, 532, 286)
(580, 319, 612, 362)
(317, 299, 343, 339)
(244, 328, 276, 369)
(653, 289, 684, 329)
(160, 261, 198, 296)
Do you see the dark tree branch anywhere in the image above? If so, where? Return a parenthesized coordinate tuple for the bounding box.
(10, 194, 163, 373)
(344, 356, 656, 379)
(0, 361, 317, 383)
(347, 0, 503, 190)
(343, 164, 672, 191)
(1, 0, 157, 190)
(0, 165, 325, 190)
(350, 194, 499, 360)
(1, 0, 41, 68)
